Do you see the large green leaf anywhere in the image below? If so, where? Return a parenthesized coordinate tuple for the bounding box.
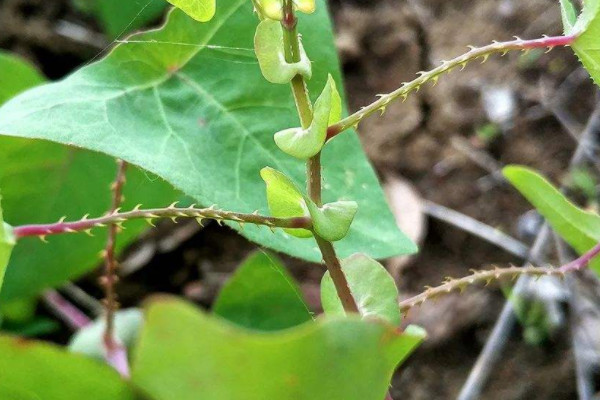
(504, 165, 600, 274)
(562, 0, 600, 85)
(0, 139, 179, 301)
(73, 0, 167, 39)
(213, 251, 312, 331)
(0, 52, 45, 105)
(0, 0, 415, 264)
(0, 52, 180, 301)
(0, 335, 134, 399)
(132, 297, 425, 400)
(321, 253, 401, 325)
(0, 196, 15, 293)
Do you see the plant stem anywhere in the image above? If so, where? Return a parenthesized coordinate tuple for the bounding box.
(102, 159, 129, 378)
(12, 207, 311, 239)
(280, 0, 359, 313)
(42, 289, 91, 330)
(327, 34, 576, 140)
(399, 239, 600, 312)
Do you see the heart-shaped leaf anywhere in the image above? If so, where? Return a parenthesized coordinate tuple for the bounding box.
(0, 0, 416, 265)
(321, 253, 402, 325)
(275, 75, 340, 159)
(132, 297, 425, 400)
(254, 19, 312, 84)
(0, 335, 134, 399)
(166, 0, 216, 22)
(504, 165, 600, 274)
(0, 195, 15, 293)
(561, 0, 600, 85)
(307, 200, 358, 242)
(213, 251, 312, 331)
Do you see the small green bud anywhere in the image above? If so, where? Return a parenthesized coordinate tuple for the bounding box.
(307, 200, 357, 242)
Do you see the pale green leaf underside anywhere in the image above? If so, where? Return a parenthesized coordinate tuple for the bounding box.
(504, 165, 600, 274)
(565, 0, 600, 85)
(0, 335, 134, 400)
(132, 297, 424, 400)
(321, 253, 402, 325)
(0, 0, 415, 263)
(213, 251, 312, 331)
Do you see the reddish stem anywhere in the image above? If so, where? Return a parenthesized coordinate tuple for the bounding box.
(42, 290, 91, 330)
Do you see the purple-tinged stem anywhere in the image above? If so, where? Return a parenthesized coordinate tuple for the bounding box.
(12, 208, 312, 239)
(327, 34, 577, 140)
(560, 241, 600, 273)
(42, 290, 91, 330)
(102, 160, 127, 377)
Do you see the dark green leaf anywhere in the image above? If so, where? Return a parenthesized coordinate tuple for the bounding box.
(0, 196, 15, 293)
(564, 0, 600, 85)
(0, 52, 45, 105)
(321, 253, 401, 325)
(0, 0, 415, 263)
(132, 297, 425, 400)
(213, 251, 312, 331)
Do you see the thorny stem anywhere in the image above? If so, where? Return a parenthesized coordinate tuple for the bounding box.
(12, 207, 312, 239)
(327, 34, 577, 140)
(280, 0, 359, 313)
(102, 160, 129, 378)
(399, 240, 600, 312)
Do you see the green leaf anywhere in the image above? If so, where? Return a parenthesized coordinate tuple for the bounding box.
(73, 0, 167, 39)
(321, 253, 401, 325)
(0, 0, 416, 264)
(560, 0, 578, 33)
(565, 0, 600, 85)
(213, 251, 312, 331)
(0, 52, 180, 301)
(0, 140, 180, 301)
(132, 297, 425, 400)
(308, 200, 357, 242)
(68, 309, 143, 360)
(0, 52, 45, 105)
(166, 0, 215, 22)
(254, 19, 312, 84)
(274, 75, 337, 159)
(261, 167, 312, 238)
(504, 165, 600, 274)
(0, 335, 134, 399)
(0, 195, 15, 293)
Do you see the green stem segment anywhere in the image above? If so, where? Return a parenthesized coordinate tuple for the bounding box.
(280, 0, 359, 313)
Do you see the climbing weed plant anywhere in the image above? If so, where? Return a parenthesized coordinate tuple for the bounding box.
(0, 0, 599, 398)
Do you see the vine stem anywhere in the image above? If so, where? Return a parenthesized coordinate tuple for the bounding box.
(280, 0, 359, 313)
(399, 240, 600, 312)
(102, 159, 129, 378)
(12, 207, 311, 239)
(327, 34, 576, 139)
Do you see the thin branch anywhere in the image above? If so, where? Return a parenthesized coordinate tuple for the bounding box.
(102, 160, 128, 378)
(12, 206, 312, 239)
(423, 200, 532, 262)
(42, 290, 91, 330)
(400, 240, 600, 313)
(327, 35, 576, 140)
